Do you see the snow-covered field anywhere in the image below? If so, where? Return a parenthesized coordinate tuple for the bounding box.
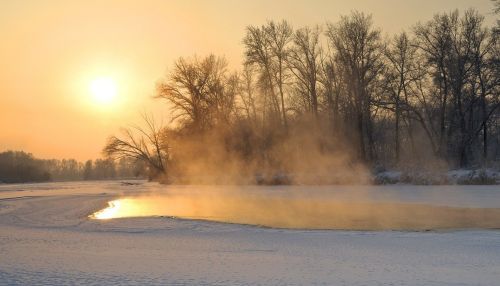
(1, 181, 500, 285)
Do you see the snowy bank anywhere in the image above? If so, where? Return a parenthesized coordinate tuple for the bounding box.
(374, 169, 500, 185)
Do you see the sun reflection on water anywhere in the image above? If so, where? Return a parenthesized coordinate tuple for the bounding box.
(90, 197, 171, 220)
(91, 200, 122, 219)
(88, 193, 500, 230)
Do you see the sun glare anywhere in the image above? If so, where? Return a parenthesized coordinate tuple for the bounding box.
(91, 200, 122, 219)
(89, 77, 117, 104)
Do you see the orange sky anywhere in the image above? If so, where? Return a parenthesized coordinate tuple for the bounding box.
(0, 0, 496, 161)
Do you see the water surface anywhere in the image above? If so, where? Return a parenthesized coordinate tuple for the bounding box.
(90, 186, 500, 230)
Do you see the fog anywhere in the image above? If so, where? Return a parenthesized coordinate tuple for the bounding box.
(163, 120, 372, 185)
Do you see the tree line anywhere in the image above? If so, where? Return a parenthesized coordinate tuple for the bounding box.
(0, 151, 145, 183)
(105, 7, 500, 183)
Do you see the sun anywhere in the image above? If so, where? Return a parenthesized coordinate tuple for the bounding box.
(89, 77, 117, 104)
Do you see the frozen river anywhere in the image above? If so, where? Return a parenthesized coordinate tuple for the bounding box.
(1, 181, 500, 285)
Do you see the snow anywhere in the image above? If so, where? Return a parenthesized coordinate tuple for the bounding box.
(1, 181, 500, 285)
(375, 169, 500, 185)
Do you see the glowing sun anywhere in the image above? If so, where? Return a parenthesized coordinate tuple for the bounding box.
(89, 77, 117, 104)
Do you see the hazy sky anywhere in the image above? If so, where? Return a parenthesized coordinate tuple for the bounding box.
(0, 0, 496, 160)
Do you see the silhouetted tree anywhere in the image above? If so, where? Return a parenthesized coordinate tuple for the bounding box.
(0, 151, 50, 183)
(156, 55, 238, 131)
(104, 114, 169, 180)
(83, 160, 93, 180)
(326, 12, 385, 161)
(288, 25, 322, 117)
(381, 32, 418, 162)
(244, 21, 293, 128)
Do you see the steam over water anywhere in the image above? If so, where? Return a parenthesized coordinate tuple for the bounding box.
(90, 186, 500, 231)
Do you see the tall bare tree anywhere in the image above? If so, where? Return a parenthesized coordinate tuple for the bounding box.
(382, 32, 418, 162)
(244, 20, 293, 128)
(267, 20, 293, 128)
(326, 11, 384, 161)
(239, 65, 258, 124)
(414, 12, 456, 158)
(244, 24, 281, 126)
(288, 25, 323, 117)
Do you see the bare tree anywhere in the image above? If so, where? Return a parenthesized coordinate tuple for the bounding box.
(104, 114, 169, 180)
(244, 20, 293, 128)
(266, 20, 293, 128)
(288, 25, 323, 117)
(156, 55, 234, 131)
(239, 65, 258, 124)
(381, 32, 418, 162)
(413, 12, 456, 158)
(244, 24, 280, 126)
(466, 10, 499, 163)
(413, 9, 499, 166)
(326, 11, 384, 161)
